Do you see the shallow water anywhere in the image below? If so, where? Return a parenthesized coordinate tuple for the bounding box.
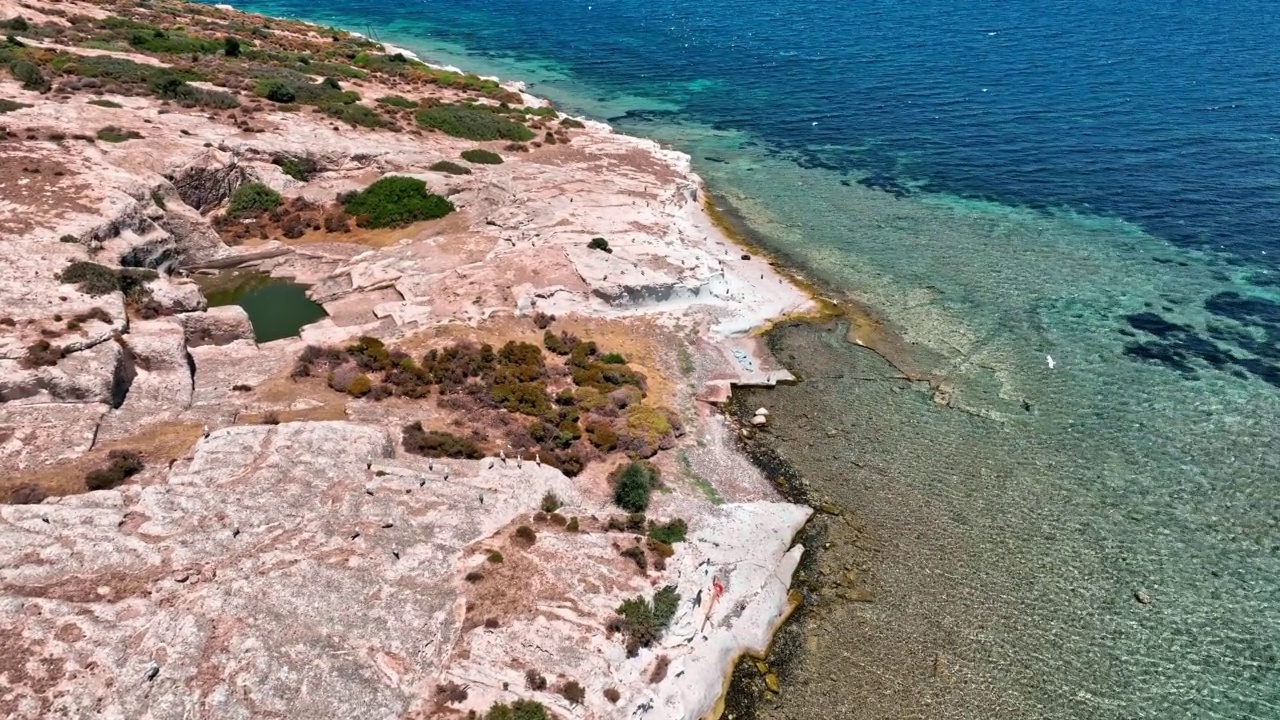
(209, 1, 1278, 715)
(201, 272, 326, 342)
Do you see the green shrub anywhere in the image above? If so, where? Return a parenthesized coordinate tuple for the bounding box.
(0, 98, 29, 113)
(415, 103, 535, 141)
(487, 550, 504, 563)
(10, 58, 49, 92)
(377, 94, 417, 109)
(601, 352, 626, 364)
(87, 98, 122, 108)
(429, 160, 471, 175)
(223, 36, 241, 57)
(610, 460, 659, 513)
(148, 70, 239, 108)
(84, 449, 144, 491)
(588, 236, 611, 253)
(346, 373, 372, 397)
(257, 78, 295, 103)
(6, 16, 29, 32)
(322, 101, 385, 128)
(273, 155, 318, 181)
(227, 182, 282, 218)
(560, 117, 585, 129)
(461, 148, 502, 165)
(342, 175, 454, 229)
(614, 584, 680, 656)
(60, 258, 154, 295)
(648, 518, 687, 544)
(540, 491, 562, 513)
(402, 421, 483, 459)
(481, 699, 548, 720)
(128, 28, 221, 55)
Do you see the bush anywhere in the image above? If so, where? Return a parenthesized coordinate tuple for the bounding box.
(560, 117, 585, 129)
(95, 125, 142, 143)
(601, 352, 627, 364)
(85, 449, 144, 491)
(565, 516, 580, 532)
(377, 94, 417, 109)
(322, 101, 385, 128)
(648, 518, 688, 544)
(346, 373, 372, 397)
(588, 236, 612, 253)
(487, 550, 504, 563)
(481, 698, 549, 720)
(60, 261, 157, 296)
(341, 175, 454, 229)
(620, 544, 646, 570)
(614, 584, 680, 656)
(524, 669, 547, 690)
(227, 182, 282, 217)
(223, 36, 241, 57)
(415, 103, 535, 141)
(273, 155, 318, 181)
(258, 79, 295, 103)
(461, 148, 503, 165)
(0, 98, 30, 113)
(611, 460, 659, 513)
(87, 98, 122, 109)
(649, 654, 671, 684)
(5, 16, 29, 32)
(10, 58, 49, 92)
(603, 687, 621, 703)
(402, 422, 484, 459)
(540, 491, 562, 513)
(428, 159, 471, 176)
(515, 525, 537, 546)
(559, 681, 585, 705)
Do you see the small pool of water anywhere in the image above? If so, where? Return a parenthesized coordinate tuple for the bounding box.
(199, 272, 327, 343)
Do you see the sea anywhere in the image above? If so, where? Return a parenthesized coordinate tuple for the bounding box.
(212, 0, 1279, 717)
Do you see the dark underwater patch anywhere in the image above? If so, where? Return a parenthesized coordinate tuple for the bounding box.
(1121, 292, 1280, 387)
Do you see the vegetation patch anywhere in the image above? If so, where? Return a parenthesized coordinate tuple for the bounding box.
(227, 182, 282, 218)
(60, 261, 156, 297)
(87, 98, 122, 108)
(402, 421, 483, 459)
(341, 175, 453, 229)
(415, 103, 535, 141)
(0, 98, 30, 113)
(95, 125, 142, 143)
(588, 236, 612, 253)
(377, 94, 418, 109)
(84, 449, 144, 491)
(461, 148, 503, 165)
(612, 585, 680, 656)
(429, 160, 471, 175)
(479, 698, 548, 720)
(611, 460, 661, 513)
(272, 154, 318, 181)
(647, 518, 688, 544)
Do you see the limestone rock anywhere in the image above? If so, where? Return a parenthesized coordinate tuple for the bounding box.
(177, 306, 255, 347)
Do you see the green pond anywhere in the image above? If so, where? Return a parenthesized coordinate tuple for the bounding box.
(200, 272, 327, 343)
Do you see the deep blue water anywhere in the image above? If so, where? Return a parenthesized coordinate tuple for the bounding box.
(212, 0, 1280, 717)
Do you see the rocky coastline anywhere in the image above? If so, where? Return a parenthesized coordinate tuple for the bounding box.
(0, 1, 822, 718)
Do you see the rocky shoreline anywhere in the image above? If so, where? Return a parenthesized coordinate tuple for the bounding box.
(0, 1, 823, 718)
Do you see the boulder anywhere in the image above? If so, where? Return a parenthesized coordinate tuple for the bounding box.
(177, 306, 255, 347)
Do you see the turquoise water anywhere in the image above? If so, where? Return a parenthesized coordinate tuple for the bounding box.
(212, 1, 1278, 716)
(202, 272, 326, 342)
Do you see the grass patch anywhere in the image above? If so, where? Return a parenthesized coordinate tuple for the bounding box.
(678, 450, 722, 504)
(341, 175, 453, 229)
(377, 94, 418, 109)
(96, 125, 142, 143)
(461, 148, 503, 165)
(322, 101, 385, 128)
(415, 103, 534, 142)
(227, 182, 282, 218)
(429, 160, 471, 175)
(272, 154, 318, 181)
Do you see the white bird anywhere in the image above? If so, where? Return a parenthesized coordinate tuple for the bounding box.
(1046, 355, 1056, 369)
